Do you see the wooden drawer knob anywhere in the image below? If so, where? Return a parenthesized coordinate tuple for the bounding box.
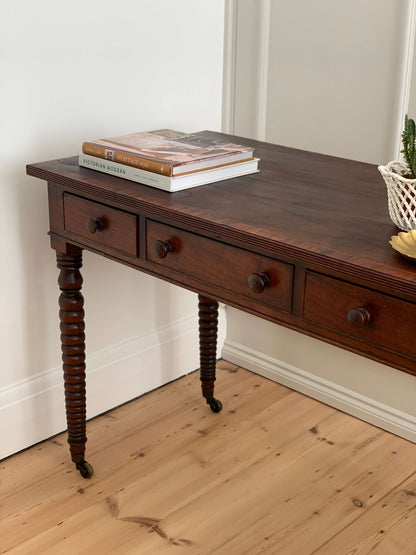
(154, 240, 173, 258)
(87, 217, 104, 234)
(248, 272, 271, 293)
(347, 307, 371, 328)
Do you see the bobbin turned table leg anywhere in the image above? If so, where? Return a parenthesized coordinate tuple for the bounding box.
(198, 294, 222, 413)
(57, 248, 93, 479)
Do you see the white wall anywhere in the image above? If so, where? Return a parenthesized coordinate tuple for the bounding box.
(223, 0, 416, 442)
(0, 0, 225, 459)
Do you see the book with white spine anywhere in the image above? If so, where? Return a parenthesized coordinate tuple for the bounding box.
(79, 153, 259, 192)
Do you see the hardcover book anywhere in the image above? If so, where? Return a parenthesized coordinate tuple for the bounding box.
(79, 153, 259, 192)
(82, 129, 255, 177)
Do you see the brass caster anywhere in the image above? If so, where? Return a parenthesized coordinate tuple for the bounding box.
(76, 460, 94, 479)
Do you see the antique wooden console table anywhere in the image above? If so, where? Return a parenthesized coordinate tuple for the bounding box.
(27, 132, 416, 478)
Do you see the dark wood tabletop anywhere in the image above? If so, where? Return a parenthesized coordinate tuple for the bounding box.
(27, 132, 416, 298)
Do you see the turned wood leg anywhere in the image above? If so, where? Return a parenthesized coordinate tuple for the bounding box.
(198, 294, 222, 413)
(57, 249, 93, 478)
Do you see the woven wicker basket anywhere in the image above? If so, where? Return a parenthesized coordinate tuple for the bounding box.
(378, 160, 416, 231)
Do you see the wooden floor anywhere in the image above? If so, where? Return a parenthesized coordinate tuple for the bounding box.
(1, 360, 415, 554)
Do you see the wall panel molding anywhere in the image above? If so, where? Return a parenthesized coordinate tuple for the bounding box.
(224, 1, 416, 161)
(222, 0, 237, 133)
(255, 0, 271, 140)
(394, 0, 416, 158)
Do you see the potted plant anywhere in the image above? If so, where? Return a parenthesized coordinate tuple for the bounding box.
(379, 115, 416, 231)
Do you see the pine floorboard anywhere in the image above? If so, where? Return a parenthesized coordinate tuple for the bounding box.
(1, 360, 415, 554)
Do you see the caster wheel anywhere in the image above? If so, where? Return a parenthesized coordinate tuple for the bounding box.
(76, 460, 94, 479)
(208, 397, 223, 413)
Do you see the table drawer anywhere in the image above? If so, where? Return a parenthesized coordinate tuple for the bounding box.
(303, 271, 416, 358)
(146, 220, 293, 312)
(63, 194, 138, 256)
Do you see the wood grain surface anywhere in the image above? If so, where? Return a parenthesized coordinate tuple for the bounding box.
(27, 133, 416, 293)
(2, 362, 415, 554)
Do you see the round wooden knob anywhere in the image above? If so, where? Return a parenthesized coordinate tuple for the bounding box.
(154, 240, 173, 258)
(87, 217, 104, 234)
(347, 307, 371, 328)
(248, 272, 271, 293)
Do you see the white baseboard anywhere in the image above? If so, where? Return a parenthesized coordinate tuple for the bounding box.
(222, 339, 416, 443)
(0, 315, 201, 460)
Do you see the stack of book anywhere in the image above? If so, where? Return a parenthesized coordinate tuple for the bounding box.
(79, 129, 259, 192)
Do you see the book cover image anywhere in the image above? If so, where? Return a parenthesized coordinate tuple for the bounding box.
(85, 130, 253, 166)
